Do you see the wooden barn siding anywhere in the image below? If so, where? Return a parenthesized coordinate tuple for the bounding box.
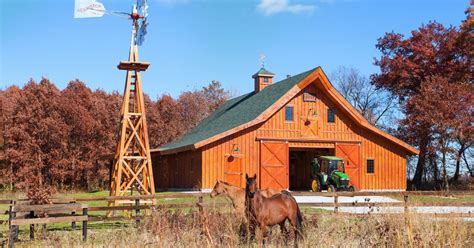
(152, 150, 202, 189)
(199, 83, 407, 190)
(155, 82, 408, 190)
(201, 126, 261, 188)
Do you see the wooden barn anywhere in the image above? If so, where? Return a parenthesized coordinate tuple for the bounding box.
(151, 67, 418, 191)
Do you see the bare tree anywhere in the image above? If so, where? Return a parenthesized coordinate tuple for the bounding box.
(330, 66, 398, 130)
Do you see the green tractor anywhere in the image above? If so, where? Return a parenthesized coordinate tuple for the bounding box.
(311, 156, 356, 192)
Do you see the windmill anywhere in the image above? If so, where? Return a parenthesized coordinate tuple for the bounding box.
(75, 0, 155, 207)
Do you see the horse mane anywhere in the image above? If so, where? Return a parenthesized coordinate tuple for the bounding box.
(219, 180, 230, 186)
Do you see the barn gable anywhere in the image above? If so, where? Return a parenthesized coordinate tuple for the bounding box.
(154, 67, 418, 156)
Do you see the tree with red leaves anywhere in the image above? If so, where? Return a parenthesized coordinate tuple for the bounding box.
(372, 19, 473, 189)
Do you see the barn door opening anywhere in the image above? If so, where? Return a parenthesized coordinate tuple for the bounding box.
(289, 148, 333, 190)
(336, 143, 361, 189)
(224, 155, 242, 187)
(260, 141, 289, 190)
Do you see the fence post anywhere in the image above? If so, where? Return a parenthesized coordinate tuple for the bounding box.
(29, 211, 35, 240)
(82, 206, 88, 242)
(135, 199, 140, 227)
(8, 203, 17, 248)
(71, 210, 76, 230)
(334, 194, 339, 214)
(404, 194, 409, 214)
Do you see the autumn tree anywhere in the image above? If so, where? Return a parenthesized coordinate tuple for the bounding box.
(0, 78, 229, 190)
(372, 21, 473, 188)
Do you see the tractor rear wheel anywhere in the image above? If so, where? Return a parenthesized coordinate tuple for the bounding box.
(348, 186, 356, 192)
(311, 178, 322, 192)
(327, 185, 336, 192)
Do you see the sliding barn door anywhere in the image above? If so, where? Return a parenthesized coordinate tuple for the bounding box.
(336, 143, 361, 189)
(260, 141, 289, 190)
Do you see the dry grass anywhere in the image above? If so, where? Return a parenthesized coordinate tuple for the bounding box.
(7, 207, 473, 248)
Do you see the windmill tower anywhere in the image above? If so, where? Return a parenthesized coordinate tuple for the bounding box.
(108, 2, 155, 205)
(74, 0, 154, 205)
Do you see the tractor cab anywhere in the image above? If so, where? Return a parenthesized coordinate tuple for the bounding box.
(311, 156, 355, 192)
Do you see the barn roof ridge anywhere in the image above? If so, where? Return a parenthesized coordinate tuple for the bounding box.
(153, 66, 419, 155)
(154, 67, 318, 153)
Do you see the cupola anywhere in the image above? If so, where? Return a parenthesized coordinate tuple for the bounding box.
(252, 67, 275, 93)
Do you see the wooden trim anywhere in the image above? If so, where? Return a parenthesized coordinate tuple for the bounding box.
(256, 137, 361, 144)
(152, 144, 196, 155)
(304, 69, 418, 155)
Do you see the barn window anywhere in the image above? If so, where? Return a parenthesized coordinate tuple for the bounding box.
(285, 106, 294, 122)
(327, 108, 335, 123)
(263, 77, 269, 83)
(367, 159, 375, 174)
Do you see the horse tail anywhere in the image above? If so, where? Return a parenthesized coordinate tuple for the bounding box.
(282, 191, 304, 238)
(296, 204, 303, 234)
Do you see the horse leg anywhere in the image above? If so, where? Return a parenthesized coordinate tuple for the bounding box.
(289, 216, 299, 248)
(280, 222, 289, 246)
(260, 224, 268, 247)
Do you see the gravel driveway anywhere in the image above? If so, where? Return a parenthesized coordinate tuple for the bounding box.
(294, 195, 474, 215)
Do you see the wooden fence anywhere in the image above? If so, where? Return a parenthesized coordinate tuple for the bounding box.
(1, 191, 473, 247)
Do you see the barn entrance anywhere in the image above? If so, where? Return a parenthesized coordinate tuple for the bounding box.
(289, 148, 334, 190)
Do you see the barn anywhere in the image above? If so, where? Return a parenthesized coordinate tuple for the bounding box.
(150, 67, 418, 191)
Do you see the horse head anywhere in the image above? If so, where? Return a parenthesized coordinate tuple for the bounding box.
(245, 173, 258, 198)
(210, 180, 226, 198)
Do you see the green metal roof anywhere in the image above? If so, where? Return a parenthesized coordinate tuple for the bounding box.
(253, 67, 275, 76)
(319, 156, 343, 161)
(158, 67, 318, 152)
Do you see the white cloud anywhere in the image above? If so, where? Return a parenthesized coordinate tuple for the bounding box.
(257, 0, 316, 16)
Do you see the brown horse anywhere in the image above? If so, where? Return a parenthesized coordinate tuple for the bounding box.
(210, 180, 281, 216)
(245, 174, 303, 247)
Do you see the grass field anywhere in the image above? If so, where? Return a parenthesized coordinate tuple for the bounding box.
(3, 208, 473, 247)
(1, 191, 473, 247)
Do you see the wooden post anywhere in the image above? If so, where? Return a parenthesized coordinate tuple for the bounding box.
(8, 203, 16, 248)
(135, 199, 140, 227)
(82, 207, 88, 242)
(334, 194, 339, 214)
(29, 211, 35, 240)
(71, 210, 76, 230)
(42, 224, 46, 240)
(404, 194, 409, 214)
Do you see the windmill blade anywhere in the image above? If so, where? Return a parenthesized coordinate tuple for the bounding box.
(74, 0, 105, 18)
(103, 10, 130, 18)
(136, 0, 149, 18)
(136, 18, 148, 46)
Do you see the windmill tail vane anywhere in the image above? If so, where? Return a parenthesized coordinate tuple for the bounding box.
(74, 0, 149, 46)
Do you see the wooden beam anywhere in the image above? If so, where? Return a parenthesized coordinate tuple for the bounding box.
(13, 203, 87, 213)
(11, 216, 88, 226)
(117, 61, 150, 71)
(256, 136, 362, 144)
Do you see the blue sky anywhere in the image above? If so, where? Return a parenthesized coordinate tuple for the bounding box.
(0, 0, 469, 99)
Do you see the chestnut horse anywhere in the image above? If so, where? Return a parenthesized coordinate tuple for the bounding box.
(245, 174, 303, 246)
(210, 180, 281, 216)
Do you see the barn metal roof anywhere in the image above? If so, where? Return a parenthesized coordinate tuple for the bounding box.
(156, 67, 318, 152)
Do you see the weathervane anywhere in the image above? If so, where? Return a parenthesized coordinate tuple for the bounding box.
(260, 53, 266, 68)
